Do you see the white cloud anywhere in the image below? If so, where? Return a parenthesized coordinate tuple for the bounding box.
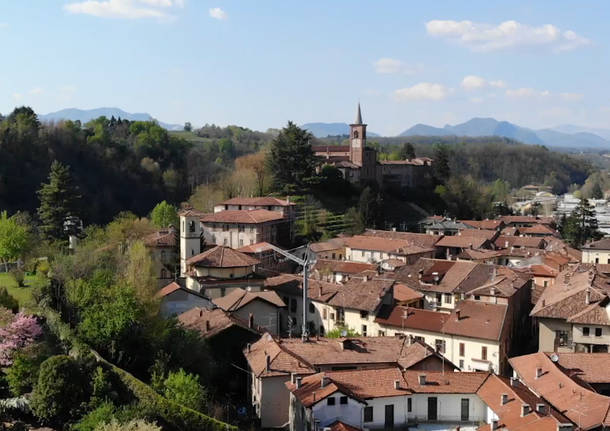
(394, 82, 449, 101)
(461, 75, 486, 90)
(560, 92, 584, 102)
(505, 87, 551, 98)
(489, 80, 506, 88)
(426, 19, 590, 52)
(64, 0, 183, 20)
(209, 7, 227, 20)
(373, 58, 421, 75)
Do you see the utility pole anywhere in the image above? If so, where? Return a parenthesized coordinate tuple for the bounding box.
(265, 244, 313, 341)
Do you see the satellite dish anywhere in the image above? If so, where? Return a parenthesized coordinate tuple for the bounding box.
(550, 353, 559, 363)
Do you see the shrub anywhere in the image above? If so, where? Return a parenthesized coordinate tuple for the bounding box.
(163, 369, 207, 413)
(72, 402, 117, 431)
(10, 268, 25, 287)
(30, 355, 88, 424)
(94, 419, 162, 431)
(0, 288, 18, 312)
(6, 353, 41, 395)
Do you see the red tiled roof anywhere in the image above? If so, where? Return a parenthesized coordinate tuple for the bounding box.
(237, 242, 276, 254)
(201, 209, 285, 224)
(309, 238, 346, 253)
(178, 307, 258, 338)
(212, 288, 286, 311)
(362, 230, 442, 248)
(393, 283, 424, 303)
(442, 300, 507, 341)
(457, 229, 499, 241)
(436, 235, 490, 249)
(327, 421, 361, 431)
(461, 220, 505, 230)
(549, 352, 610, 384)
(178, 208, 206, 217)
(510, 352, 610, 430)
(476, 374, 571, 431)
(375, 305, 449, 333)
(156, 281, 182, 298)
(495, 236, 546, 249)
(186, 246, 260, 268)
(403, 370, 489, 394)
(314, 259, 377, 275)
(344, 235, 413, 252)
(583, 237, 610, 250)
(520, 224, 558, 236)
(143, 227, 177, 247)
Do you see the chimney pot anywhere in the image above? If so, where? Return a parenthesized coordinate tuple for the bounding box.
(455, 309, 461, 321)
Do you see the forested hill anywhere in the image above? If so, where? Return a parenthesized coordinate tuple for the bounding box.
(321, 135, 593, 193)
(0, 107, 272, 224)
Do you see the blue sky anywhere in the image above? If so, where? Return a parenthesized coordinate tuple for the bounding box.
(0, 1, 608, 135)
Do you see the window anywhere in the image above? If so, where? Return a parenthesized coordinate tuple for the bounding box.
(414, 336, 424, 342)
(364, 406, 373, 422)
(459, 359, 464, 369)
(459, 343, 465, 357)
(220, 287, 226, 297)
(309, 303, 315, 313)
(340, 396, 348, 405)
(332, 253, 336, 259)
(596, 257, 600, 264)
(290, 298, 297, 313)
(407, 398, 412, 412)
(360, 310, 368, 319)
(362, 325, 368, 337)
(238, 225, 244, 232)
(481, 346, 487, 361)
(474, 295, 481, 300)
(435, 339, 446, 353)
(378, 330, 385, 337)
(223, 238, 228, 246)
(239, 239, 243, 247)
(323, 308, 327, 319)
(327, 397, 335, 406)
(222, 224, 228, 232)
(556, 330, 570, 346)
(444, 294, 452, 304)
(435, 293, 442, 306)
(596, 327, 603, 337)
(189, 220, 195, 232)
(583, 327, 590, 336)
(320, 325, 325, 336)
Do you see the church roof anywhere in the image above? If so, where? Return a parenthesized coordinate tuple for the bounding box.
(355, 102, 363, 124)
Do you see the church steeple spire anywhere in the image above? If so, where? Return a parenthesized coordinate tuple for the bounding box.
(355, 102, 363, 125)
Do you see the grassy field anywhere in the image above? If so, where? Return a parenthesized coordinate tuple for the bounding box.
(0, 272, 48, 309)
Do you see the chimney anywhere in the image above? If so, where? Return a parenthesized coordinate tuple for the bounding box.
(586, 288, 591, 305)
(492, 419, 499, 430)
(418, 375, 426, 385)
(296, 376, 302, 389)
(521, 404, 531, 417)
(205, 320, 210, 331)
(510, 377, 517, 387)
(492, 267, 497, 280)
(501, 393, 508, 405)
(535, 367, 543, 379)
(394, 380, 400, 389)
(312, 392, 316, 402)
(321, 376, 330, 388)
(490, 287, 496, 296)
(542, 299, 546, 307)
(265, 355, 271, 372)
(291, 373, 296, 384)
(455, 309, 461, 321)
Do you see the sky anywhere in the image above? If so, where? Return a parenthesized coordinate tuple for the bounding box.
(1, 0, 609, 135)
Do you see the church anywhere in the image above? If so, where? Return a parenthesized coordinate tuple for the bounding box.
(312, 103, 433, 189)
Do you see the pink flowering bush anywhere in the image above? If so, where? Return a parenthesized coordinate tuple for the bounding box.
(0, 312, 43, 366)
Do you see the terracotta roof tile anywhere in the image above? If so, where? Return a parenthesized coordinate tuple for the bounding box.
(236, 242, 276, 254)
(314, 259, 377, 275)
(520, 224, 558, 236)
(156, 281, 182, 298)
(476, 374, 571, 431)
(510, 352, 610, 430)
(499, 216, 554, 226)
(212, 288, 286, 311)
(178, 307, 258, 338)
(264, 274, 340, 302)
(362, 230, 442, 248)
(327, 278, 394, 312)
(456, 229, 500, 241)
(375, 305, 449, 333)
(436, 235, 491, 249)
(393, 283, 424, 303)
(327, 421, 361, 431)
(186, 246, 260, 268)
(583, 237, 610, 250)
(403, 370, 489, 393)
(495, 236, 546, 249)
(200, 209, 285, 224)
(309, 238, 346, 253)
(442, 301, 507, 341)
(550, 352, 610, 384)
(461, 220, 505, 230)
(143, 227, 177, 247)
(244, 333, 316, 378)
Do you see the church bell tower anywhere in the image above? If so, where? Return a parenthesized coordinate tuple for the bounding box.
(350, 103, 366, 166)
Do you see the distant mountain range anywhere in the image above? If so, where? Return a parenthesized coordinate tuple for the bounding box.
(39, 107, 183, 131)
(304, 118, 610, 149)
(302, 122, 380, 138)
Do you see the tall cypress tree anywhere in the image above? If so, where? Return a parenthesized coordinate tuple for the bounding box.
(37, 161, 81, 241)
(266, 121, 316, 193)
